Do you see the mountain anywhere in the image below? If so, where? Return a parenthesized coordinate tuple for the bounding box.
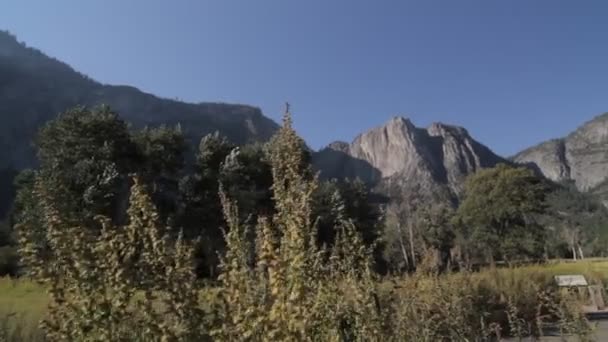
(513, 113, 608, 195)
(314, 117, 507, 202)
(0, 31, 279, 170)
(5, 30, 607, 213)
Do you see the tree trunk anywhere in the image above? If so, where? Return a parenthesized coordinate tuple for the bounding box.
(578, 245, 585, 260)
(397, 223, 410, 271)
(408, 222, 416, 269)
(439, 248, 451, 273)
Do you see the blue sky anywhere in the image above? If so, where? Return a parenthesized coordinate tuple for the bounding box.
(2, 0, 608, 156)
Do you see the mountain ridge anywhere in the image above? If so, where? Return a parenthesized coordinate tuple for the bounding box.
(0, 30, 279, 170)
(513, 112, 608, 193)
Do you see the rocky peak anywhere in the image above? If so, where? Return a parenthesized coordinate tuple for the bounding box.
(387, 116, 417, 131)
(351, 116, 419, 148)
(514, 112, 608, 192)
(348, 116, 438, 182)
(325, 141, 350, 153)
(314, 116, 506, 199)
(427, 122, 468, 137)
(568, 113, 608, 145)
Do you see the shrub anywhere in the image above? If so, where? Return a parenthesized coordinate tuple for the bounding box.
(18, 177, 207, 341)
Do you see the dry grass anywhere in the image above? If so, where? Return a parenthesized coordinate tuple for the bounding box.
(380, 260, 607, 339)
(0, 277, 46, 341)
(1, 260, 606, 340)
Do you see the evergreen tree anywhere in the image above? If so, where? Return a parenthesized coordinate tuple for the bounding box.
(219, 143, 274, 223)
(132, 125, 187, 223)
(34, 105, 138, 226)
(178, 131, 235, 277)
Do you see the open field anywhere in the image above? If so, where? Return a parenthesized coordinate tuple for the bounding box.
(2, 259, 608, 340)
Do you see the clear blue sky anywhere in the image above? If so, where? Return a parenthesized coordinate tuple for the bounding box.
(3, 0, 608, 156)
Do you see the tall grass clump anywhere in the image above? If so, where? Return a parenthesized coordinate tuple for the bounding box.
(17, 177, 206, 341)
(212, 108, 384, 341)
(381, 266, 593, 340)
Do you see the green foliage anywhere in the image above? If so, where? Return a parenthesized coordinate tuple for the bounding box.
(12, 170, 47, 279)
(132, 125, 187, 223)
(543, 181, 608, 259)
(0, 172, 28, 276)
(178, 132, 236, 277)
(11, 170, 39, 229)
(381, 184, 454, 273)
(417, 204, 455, 273)
(313, 178, 384, 271)
(454, 164, 548, 266)
(197, 132, 237, 180)
(419, 205, 455, 254)
(35, 105, 137, 225)
(133, 125, 187, 178)
(14, 105, 380, 281)
(219, 143, 274, 222)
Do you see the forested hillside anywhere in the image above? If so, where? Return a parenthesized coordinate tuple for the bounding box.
(0, 30, 280, 219)
(0, 31, 278, 170)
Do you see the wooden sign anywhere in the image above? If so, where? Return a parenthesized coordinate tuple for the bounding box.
(554, 275, 588, 287)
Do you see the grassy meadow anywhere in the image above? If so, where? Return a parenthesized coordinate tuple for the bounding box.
(1, 259, 607, 340)
(0, 278, 45, 341)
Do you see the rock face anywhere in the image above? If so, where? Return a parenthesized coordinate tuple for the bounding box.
(0, 31, 279, 170)
(314, 117, 506, 200)
(513, 113, 608, 192)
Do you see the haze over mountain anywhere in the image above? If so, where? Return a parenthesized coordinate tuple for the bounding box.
(0, 31, 279, 170)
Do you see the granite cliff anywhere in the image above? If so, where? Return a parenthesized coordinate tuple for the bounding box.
(513, 113, 608, 193)
(315, 117, 507, 201)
